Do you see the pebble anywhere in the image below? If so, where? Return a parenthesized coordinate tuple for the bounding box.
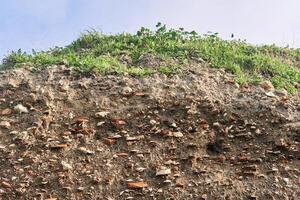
(172, 131, 183, 138)
(0, 121, 11, 128)
(283, 178, 292, 187)
(136, 167, 146, 172)
(61, 161, 73, 170)
(78, 147, 95, 155)
(265, 91, 276, 97)
(96, 121, 105, 126)
(95, 111, 110, 118)
(156, 168, 171, 176)
(14, 104, 29, 113)
(0, 108, 12, 116)
(120, 86, 133, 96)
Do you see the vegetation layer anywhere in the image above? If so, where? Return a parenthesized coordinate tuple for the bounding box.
(1, 23, 300, 92)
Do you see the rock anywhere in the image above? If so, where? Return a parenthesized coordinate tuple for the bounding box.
(156, 167, 171, 176)
(96, 121, 105, 126)
(50, 143, 68, 149)
(0, 121, 11, 128)
(172, 132, 183, 138)
(260, 81, 274, 91)
(78, 147, 95, 155)
(126, 135, 144, 141)
(265, 92, 276, 97)
(120, 86, 133, 96)
(150, 120, 157, 125)
(103, 138, 116, 145)
(201, 194, 208, 200)
(61, 161, 73, 170)
(95, 111, 110, 118)
(283, 178, 292, 187)
(14, 104, 29, 113)
(0, 108, 13, 116)
(136, 167, 146, 172)
(127, 182, 148, 189)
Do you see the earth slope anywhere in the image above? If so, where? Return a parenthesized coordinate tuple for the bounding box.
(0, 65, 299, 200)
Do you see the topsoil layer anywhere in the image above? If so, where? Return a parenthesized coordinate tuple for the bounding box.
(0, 65, 299, 200)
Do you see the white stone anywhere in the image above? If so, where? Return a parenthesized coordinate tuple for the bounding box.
(172, 132, 183, 138)
(156, 168, 171, 176)
(14, 104, 29, 113)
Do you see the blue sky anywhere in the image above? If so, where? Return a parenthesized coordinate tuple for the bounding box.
(1, 0, 300, 60)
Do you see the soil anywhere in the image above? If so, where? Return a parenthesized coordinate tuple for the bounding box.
(0, 64, 299, 200)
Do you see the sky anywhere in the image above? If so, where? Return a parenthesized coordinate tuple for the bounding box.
(1, 0, 300, 60)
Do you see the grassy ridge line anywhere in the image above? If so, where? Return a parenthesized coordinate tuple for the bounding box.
(1, 23, 300, 92)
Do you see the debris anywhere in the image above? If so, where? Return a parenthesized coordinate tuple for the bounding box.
(127, 182, 148, 189)
(115, 153, 129, 157)
(50, 143, 68, 149)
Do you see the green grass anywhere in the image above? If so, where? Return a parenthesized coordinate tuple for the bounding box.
(1, 23, 300, 92)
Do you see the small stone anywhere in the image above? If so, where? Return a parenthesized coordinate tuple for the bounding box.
(0, 121, 10, 128)
(266, 92, 276, 97)
(156, 167, 171, 176)
(136, 167, 146, 172)
(96, 121, 105, 126)
(120, 86, 133, 96)
(283, 178, 291, 186)
(126, 135, 144, 141)
(171, 123, 177, 128)
(78, 147, 95, 155)
(103, 138, 116, 145)
(14, 104, 29, 113)
(61, 161, 73, 170)
(150, 120, 157, 125)
(260, 81, 274, 91)
(172, 132, 183, 138)
(77, 187, 85, 191)
(109, 134, 122, 139)
(0, 108, 12, 116)
(127, 182, 147, 189)
(95, 111, 110, 118)
(50, 143, 68, 149)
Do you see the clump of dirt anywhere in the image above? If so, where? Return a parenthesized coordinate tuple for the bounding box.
(0, 65, 299, 200)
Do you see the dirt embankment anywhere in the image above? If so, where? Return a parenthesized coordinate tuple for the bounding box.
(0, 65, 299, 200)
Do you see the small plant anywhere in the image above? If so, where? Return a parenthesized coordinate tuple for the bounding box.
(1, 22, 300, 93)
